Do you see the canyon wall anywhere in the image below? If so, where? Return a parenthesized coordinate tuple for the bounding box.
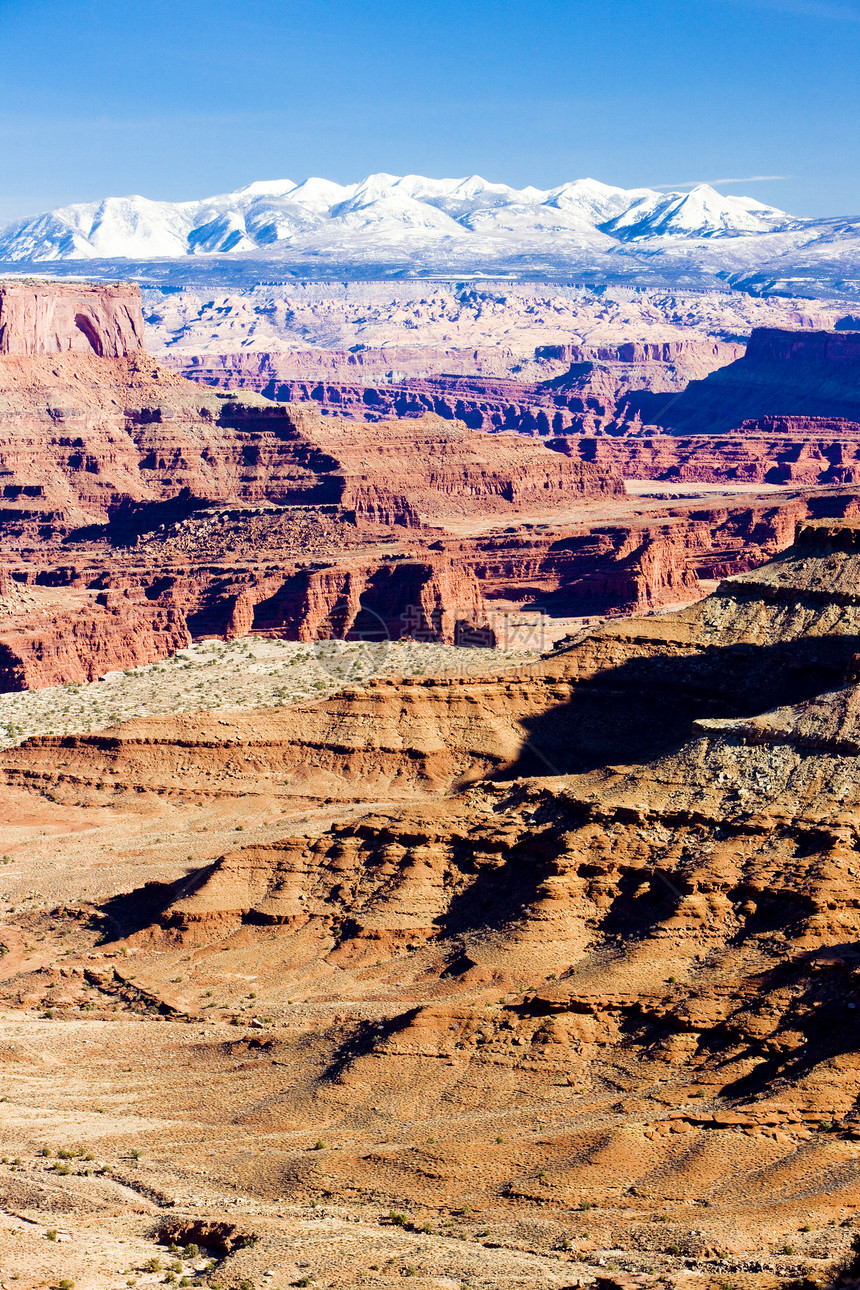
(0, 281, 145, 357)
(551, 428, 860, 484)
(166, 339, 743, 438)
(648, 326, 860, 434)
(169, 328, 860, 449)
(0, 353, 621, 530)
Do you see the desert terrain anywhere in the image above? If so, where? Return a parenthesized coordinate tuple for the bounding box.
(2, 278, 860, 1290)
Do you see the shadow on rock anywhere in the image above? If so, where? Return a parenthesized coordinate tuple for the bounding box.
(500, 631, 860, 779)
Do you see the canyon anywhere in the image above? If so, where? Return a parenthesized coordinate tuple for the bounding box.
(6, 282, 857, 691)
(3, 277, 860, 1289)
(5, 520, 860, 1288)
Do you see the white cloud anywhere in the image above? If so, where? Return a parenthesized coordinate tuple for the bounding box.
(651, 175, 790, 190)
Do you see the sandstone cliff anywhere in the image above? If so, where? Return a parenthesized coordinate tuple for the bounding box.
(646, 326, 860, 434)
(169, 339, 742, 439)
(0, 353, 622, 529)
(0, 280, 145, 357)
(552, 428, 860, 484)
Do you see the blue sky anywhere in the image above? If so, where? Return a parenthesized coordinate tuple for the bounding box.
(0, 0, 857, 222)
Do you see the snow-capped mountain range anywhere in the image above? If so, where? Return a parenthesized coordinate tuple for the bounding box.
(1, 174, 858, 298)
(0, 174, 802, 260)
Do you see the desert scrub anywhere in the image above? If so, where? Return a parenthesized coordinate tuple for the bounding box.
(0, 638, 540, 748)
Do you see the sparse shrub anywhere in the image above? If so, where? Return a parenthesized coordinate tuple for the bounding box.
(182, 1244, 199, 1259)
(58, 1280, 74, 1290)
(387, 1210, 408, 1226)
(784, 1245, 796, 1255)
(312, 1140, 324, 1150)
(46, 1229, 58, 1241)
(39, 1146, 52, 1157)
(143, 1258, 162, 1273)
(53, 1162, 71, 1175)
(667, 1244, 680, 1256)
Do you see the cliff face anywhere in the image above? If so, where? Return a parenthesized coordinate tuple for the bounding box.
(169, 339, 742, 439)
(0, 354, 622, 528)
(648, 326, 860, 434)
(170, 329, 860, 447)
(0, 281, 145, 357)
(552, 429, 860, 484)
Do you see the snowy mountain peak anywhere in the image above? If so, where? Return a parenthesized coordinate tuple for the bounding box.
(0, 172, 805, 263)
(603, 183, 793, 240)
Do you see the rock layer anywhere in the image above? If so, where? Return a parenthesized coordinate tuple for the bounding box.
(0, 281, 145, 357)
(168, 339, 742, 438)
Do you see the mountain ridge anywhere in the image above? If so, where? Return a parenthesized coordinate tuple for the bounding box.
(0, 173, 803, 262)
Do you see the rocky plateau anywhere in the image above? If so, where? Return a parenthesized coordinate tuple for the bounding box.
(2, 278, 860, 1290)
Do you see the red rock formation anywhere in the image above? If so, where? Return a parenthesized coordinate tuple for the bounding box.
(533, 338, 741, 369)
(0, 281, 145, 357)
(168, 340, 742, 439)
(551, 431, 860, 485)
(640, 326, 860, 434)
(0, 554, 494, 690)
(0, 354, 622, 530)
(0, 585, 190, 690)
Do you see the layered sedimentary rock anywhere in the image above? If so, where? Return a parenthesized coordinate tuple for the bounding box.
(8, 522, 860, 1265)
(552, 428, 860, 484)
(169, 339, 742, 438)
(0, 581, 191, 691)
(0, 353, 621, 529)
(172, 329, 860, 463)
(648, 326, 860, 434)
(0, 281, 145, 357)
(0, 336, 625, 682)
(9, 522, 860, 1226)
